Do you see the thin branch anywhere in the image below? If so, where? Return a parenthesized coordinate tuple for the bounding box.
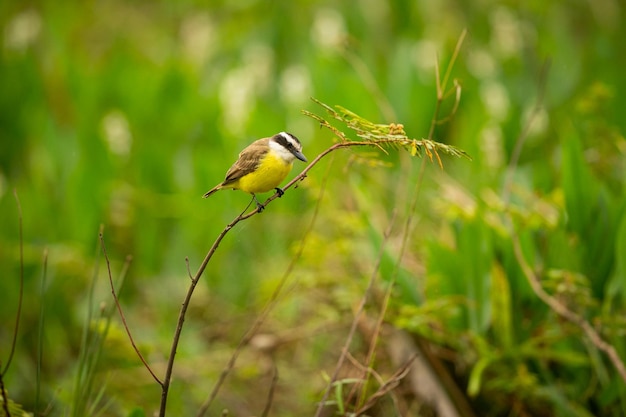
(428, 29, 467, 144)
(0, 364, 10, 417)
(185, 257, 193, 280)
(313, 213, 397, 417)
(100, 234, 160, 385)
(354, 355, 417, 416)
(440, 30, 467, 101)
(3, 189, 24, 377)
(161, 204, 252, 417)
(345, 352, 386, 387)
(260, 365, 279, 417)
(435, 79, 462, 125)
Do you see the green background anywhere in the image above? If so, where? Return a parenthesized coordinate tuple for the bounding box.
(1, 1, 625, 416)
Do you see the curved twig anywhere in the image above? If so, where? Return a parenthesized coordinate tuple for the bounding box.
(100, 236, 159, 384)
(3, 190, 25, 376)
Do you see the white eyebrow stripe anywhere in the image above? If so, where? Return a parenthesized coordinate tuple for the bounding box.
(278, 131, 299, 147)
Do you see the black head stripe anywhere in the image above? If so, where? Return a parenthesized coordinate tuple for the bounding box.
(274, 132, 301, 149)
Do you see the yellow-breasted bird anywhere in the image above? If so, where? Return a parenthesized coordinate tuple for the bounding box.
(202, 132, 307, 211)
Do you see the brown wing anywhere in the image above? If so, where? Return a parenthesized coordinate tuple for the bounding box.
(221, 137, 270, 185)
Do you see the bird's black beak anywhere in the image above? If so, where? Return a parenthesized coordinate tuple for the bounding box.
(293, 150, 307, 162)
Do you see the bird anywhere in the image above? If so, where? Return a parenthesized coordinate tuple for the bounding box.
(202, 132, 307, 211)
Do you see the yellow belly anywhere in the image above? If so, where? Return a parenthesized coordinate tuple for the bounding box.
(236, 153, 293, 194)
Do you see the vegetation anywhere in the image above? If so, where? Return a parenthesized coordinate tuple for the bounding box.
(1, 1, 625, 416)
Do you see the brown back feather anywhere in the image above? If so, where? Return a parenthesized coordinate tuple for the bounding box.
(221, 137, 270, 185)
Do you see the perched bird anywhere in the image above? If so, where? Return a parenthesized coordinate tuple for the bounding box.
(202, 132, 307, 211)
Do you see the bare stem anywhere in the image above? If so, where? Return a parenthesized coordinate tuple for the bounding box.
(3, 190, 25, 377)
(260, 365, 279, 417)
(159, 204, 249, 417)
(0, 365, 10, 417)
(428, 29, 467, 142)
(100, 235, 160, 385)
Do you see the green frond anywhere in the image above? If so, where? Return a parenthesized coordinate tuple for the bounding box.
(304, 98, 471, 168)
(0, 395, 33, 417)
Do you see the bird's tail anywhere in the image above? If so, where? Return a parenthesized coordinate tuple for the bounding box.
(202, 185, 221, 198)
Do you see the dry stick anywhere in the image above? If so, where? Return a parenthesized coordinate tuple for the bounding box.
(160, 205, 251, 417)
(3, 190, 25, 378)
(260, 365, 279, 417)
(0, 366, 10, 417)
(354, 354, 417, 416)
(100, 235, 160, 385)
(347, 350, 414, 414)
(195, 154, 336, 417)
(313, 212, 397, 417)
(2, 190, 26, 417)
(346, 352, 386, 387)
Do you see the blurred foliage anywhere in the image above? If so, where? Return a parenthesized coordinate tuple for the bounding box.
(1, 0, 625, 416)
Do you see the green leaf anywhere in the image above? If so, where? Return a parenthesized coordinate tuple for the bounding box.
(606, 210, 626, 306)
(127, 408, 146, 417)
(561, 131, 596, 235)
(467, 357, 492, 397)
(490, 262, 513, 349)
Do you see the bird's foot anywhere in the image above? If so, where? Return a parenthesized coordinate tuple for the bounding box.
(252, 195, 265, 212)
(275, 187, 285, 197)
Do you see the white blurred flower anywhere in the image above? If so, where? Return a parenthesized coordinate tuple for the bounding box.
(4, 9, 41, 52)
(522, 104, 549, 139)
(490, 7, 524, 59)
(479, 123, 505, 170)
(311, 8, 347, 50)
(412, 40, 438, 72)
(467, 47, 497, 79)
(179, 12, 215, 67)
(101, 110, 132, 157)
(279, 64, 312, 105)
(480, 81, 510, 121)
(219, 42, 274, 134)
